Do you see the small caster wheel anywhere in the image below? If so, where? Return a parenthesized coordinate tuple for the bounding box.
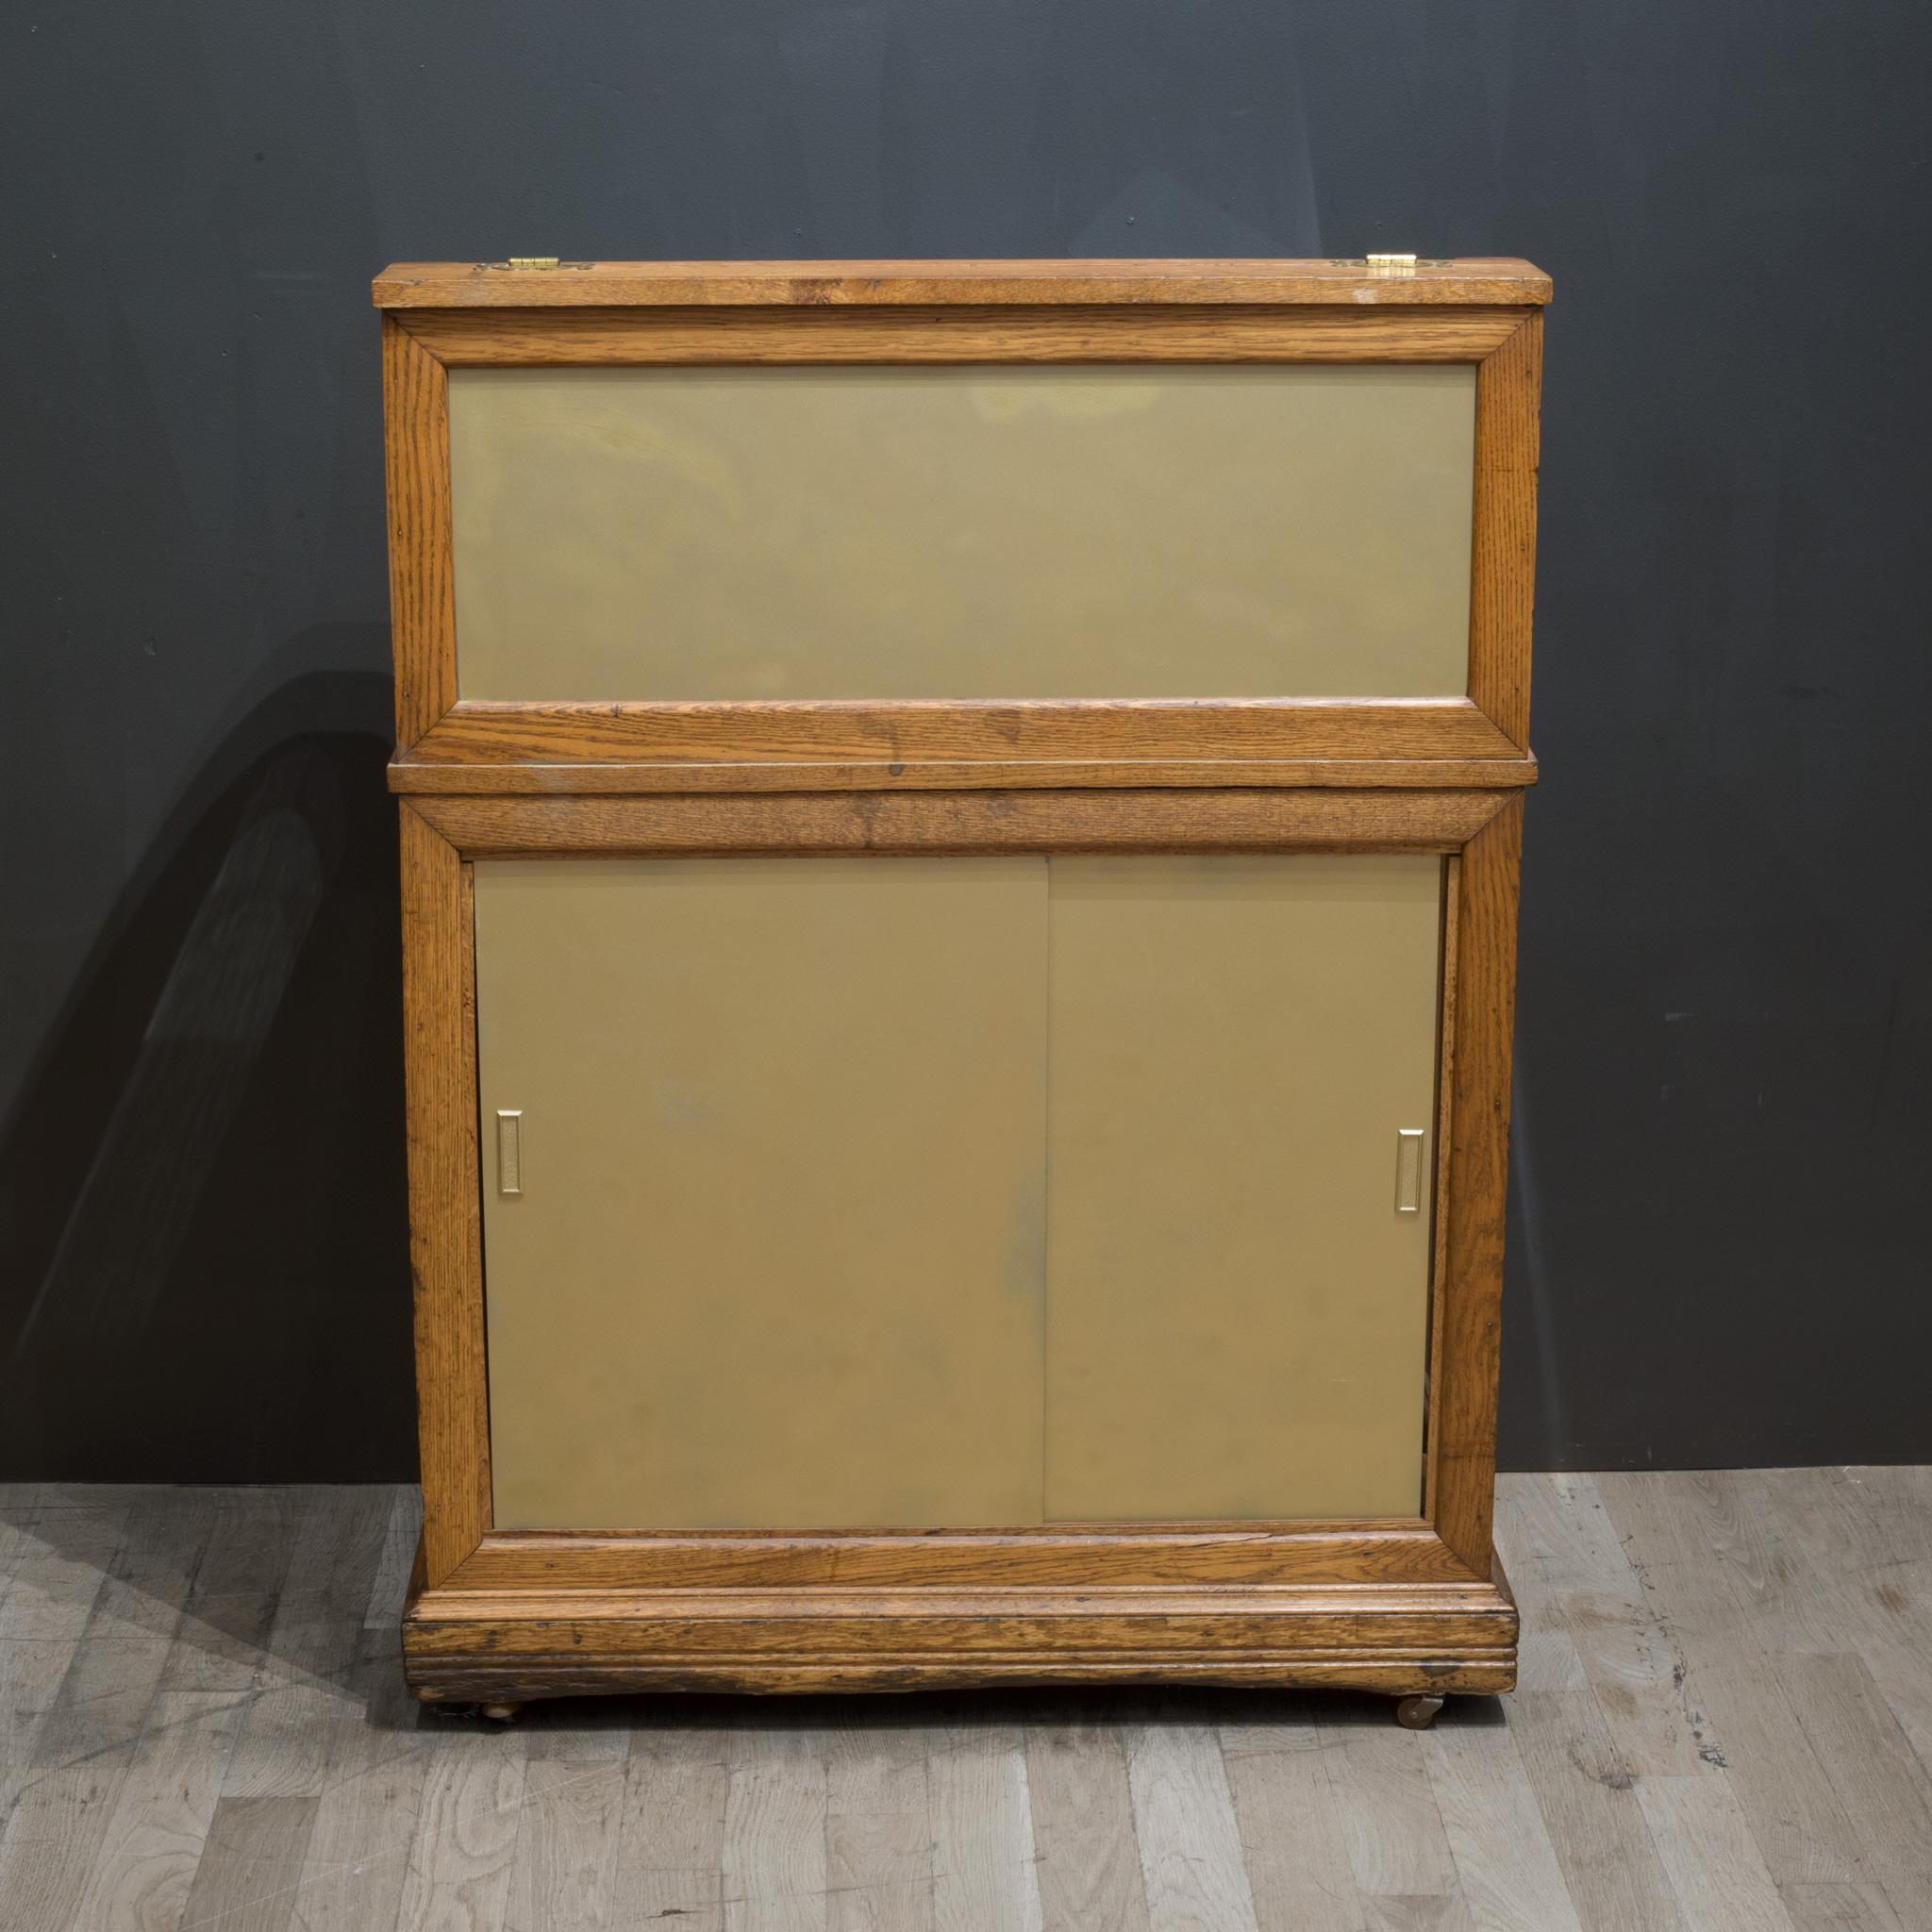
(478, 1701, 524, 1724)
(1394, 1694, 1445, 1731)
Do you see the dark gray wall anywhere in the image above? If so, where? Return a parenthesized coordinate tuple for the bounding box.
(4, 2, 1928, 1479)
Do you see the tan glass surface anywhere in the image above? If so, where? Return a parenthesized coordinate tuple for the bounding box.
(475, 855, 1442, 1531)
(475, 858, 1050, 1530)
(448, 366, 1475, 701)
(1043, 856, 1441, 1521)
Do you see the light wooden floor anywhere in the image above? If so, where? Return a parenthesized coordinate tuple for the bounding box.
(2, 1471, 1929, 1931)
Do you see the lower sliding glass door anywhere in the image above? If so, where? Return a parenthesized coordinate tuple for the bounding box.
(1042, 857, 1441, 1521)
(473, 852, 1441, 1531)
(473, 857, 1049, 1531)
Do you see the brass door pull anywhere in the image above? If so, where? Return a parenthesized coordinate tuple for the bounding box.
(1395, 1128, 1425, 1214)
(496, 1109, 524, 1196)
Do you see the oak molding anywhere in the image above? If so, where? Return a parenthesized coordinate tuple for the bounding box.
(391, 754, 1537, 797)
(396, 786, 1522, 1699)
(397, 302, 1526, 368)
(389, 698, 1537, 795)
(374, 255, 1554, 309)
(404, 787, 1514, 859)
(402, 1577, 1519, 1702)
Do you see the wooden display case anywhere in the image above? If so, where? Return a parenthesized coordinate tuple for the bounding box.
(375, 256, 1550, 1725)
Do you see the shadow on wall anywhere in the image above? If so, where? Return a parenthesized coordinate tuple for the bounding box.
(0, 672, 416, 1482)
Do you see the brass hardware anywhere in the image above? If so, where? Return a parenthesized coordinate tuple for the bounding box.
(474, 258, 593, 272)
(1394, 1127, 1425, 1213)
(1327, 254, 1446, 275)
(496, 1109, 524, 1195)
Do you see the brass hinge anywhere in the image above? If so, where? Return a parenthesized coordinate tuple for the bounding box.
(475, 257, 592, 272)
(1331, 253, 1443, 276)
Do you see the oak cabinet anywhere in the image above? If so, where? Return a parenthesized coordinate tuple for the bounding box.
(377, 257, 1549, 1720)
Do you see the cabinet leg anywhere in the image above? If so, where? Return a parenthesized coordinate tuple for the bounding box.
(478, 1701, 525, 1724)
(1394, 1694, 1445, 1731)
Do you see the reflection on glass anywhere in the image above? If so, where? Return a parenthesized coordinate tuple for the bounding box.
(449, 366, 1474, 702)
(476, 854, 1441, 1530)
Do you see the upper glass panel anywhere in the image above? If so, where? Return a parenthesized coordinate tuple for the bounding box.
(447, 364, 1474, 703)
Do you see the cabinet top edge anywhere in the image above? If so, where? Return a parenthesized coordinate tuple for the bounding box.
(372, 257, 1553, 310)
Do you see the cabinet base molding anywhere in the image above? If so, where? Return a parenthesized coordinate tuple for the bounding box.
(401, 1547, 1517, 1705)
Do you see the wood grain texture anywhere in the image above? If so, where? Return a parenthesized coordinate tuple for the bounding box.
(33, 1488, 212, 1768)
(177, 1794, 319, 1932)
(381, 316, 455, 750)
(1510, 1686, 1690, 1931)
(394, 699, 1529, 785)
(69, 1689, 249, 1932)
(447, 1525, 1475, 1593)
(373, 257, 1553, 309)
(407, 787, 1510, 860)
(1635, 1774, 1796, 1932)
(824, 1721, 933, 1932)
(284, 1709, 436, 1932)
(399, 302, 1527, 368)
(1423, 1720, 1586, 1930)
(1781, 1882, 1911, 1931)
(365, 1485, 425, 1633)
(1426, 797, 1523, 1574)
(398, 808, 490, 1588)
(1220, 1720, 1367, 1932)
(1772, 1651, 1932, 1900)
(1469, 313, 1542, 749)
(722, 1722, 827, 1932)
(1422, 856, 1461, 1530)
(1498, 1471, 1717, 1778)
(610, 1723, 729, 1928)
(0, 1760, 134, 1932)
(390, 754, 1536, 796)
(14, 1474, 1930, 1931)
(927, 1719, 1043, 1932)
(0, 1494, 128, 1645)
(1321, 1719, 1459, 1901)
(1598, 1471, 1882, 1888)
(220, 1488, 393, 1804)
(1126, 1721, 1259, 1929)
(0, 1499, 138, 1924)
(406, 1598, 1516, 1662)
(391, 1738, 526, 1932)
(508, 1757, 625, 1932)
(398, 1577, 1517, 1703)
(163, 1487, 308, 1695)
(1024, 1718, 1149, 1932)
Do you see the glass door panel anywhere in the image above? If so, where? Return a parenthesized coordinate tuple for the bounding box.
(1043, 855, 1441, 1520)
(475, 857, 1051, 1530)
(474, 853, 1441, 1531)
(448, 365, 1474, 702)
